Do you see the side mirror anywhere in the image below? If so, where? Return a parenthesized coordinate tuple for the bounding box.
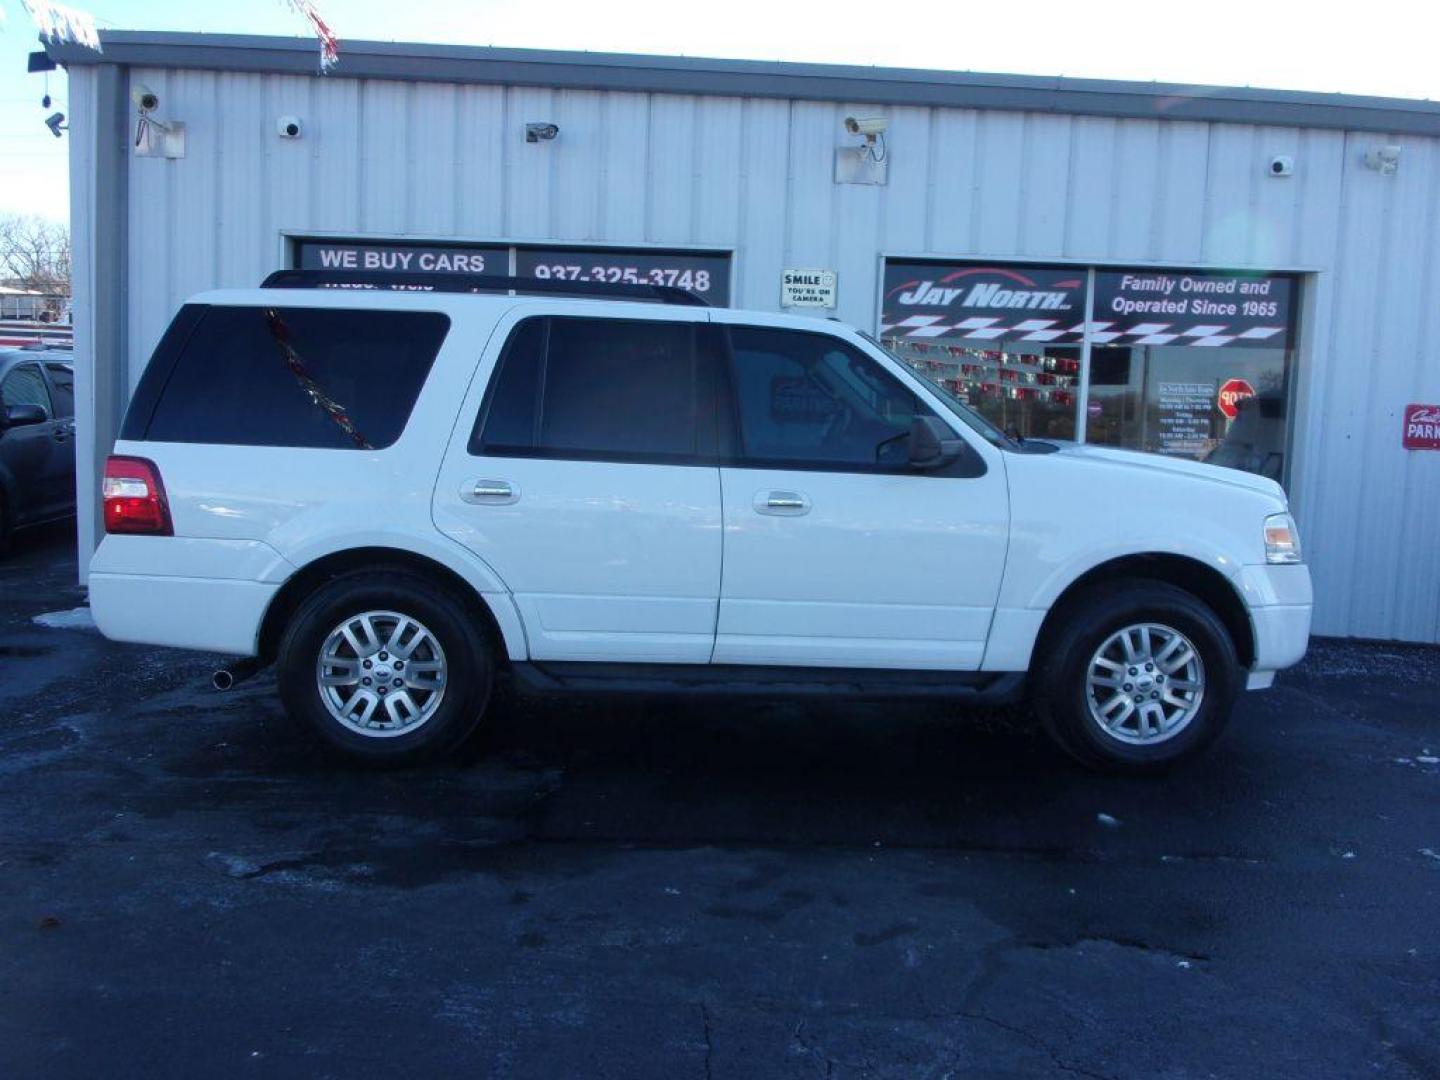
(1, 404, 48, 430)
(908, 415, 966, 470)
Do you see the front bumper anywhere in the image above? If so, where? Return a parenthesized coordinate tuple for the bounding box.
(1232, 563, 1313, 682)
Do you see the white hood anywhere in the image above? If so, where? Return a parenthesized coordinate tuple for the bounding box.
(1047, 442, 1287, 503)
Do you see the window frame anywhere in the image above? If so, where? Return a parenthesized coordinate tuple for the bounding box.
(1, 362, 54, 419)
(715, 324, 986, 478)
(42, 363, 74, 420)
(125, 303, 450, 450)
(469, 314, 722, 468)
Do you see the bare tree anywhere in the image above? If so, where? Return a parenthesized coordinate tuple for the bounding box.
(0, 214, 71, 296)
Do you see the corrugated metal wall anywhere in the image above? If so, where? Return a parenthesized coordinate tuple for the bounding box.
(80, 66, 1440, 642)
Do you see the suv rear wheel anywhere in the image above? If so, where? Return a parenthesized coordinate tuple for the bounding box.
(1033, 580, 1241, 772)
(276, 570, 493, 765)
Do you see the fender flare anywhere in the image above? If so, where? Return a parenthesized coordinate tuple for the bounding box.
(256, 533, 528, 661)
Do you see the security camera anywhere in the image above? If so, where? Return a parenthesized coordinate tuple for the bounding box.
(525, 122, 559, 143)
(277, 115, 303, 139)
(1364, 144, 1402, 174)
(1268, 155, 1294, 177)
(131, 84, 159, 113)
(844, 116, 888, 137)
(44, 111, 67, 138)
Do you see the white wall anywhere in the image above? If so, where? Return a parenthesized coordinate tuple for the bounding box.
(81, 67, 1440, 642)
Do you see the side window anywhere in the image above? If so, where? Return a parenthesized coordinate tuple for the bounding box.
(473, 316, 702, 461)
(2, 364, 52, 419)
(44, 364, 74, 419)
(139, 306, 449, 449)
(726, 327, 933, 469)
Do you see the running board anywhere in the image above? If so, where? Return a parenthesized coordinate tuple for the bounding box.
(509, 662, 1026, 704)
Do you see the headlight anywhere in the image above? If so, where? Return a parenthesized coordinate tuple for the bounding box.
(1264, 512, 1302, 564)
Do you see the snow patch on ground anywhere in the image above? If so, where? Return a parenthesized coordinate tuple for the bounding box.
(32, 607, 97, 632)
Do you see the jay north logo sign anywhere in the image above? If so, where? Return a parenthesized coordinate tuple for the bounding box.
(890, 266, 1081, 312)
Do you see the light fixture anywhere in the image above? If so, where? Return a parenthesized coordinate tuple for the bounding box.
(1363, 145, 1401, 175)
(44, 111, 67, 138)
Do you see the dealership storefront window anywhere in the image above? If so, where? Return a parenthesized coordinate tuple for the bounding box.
(880, 260, 1296, 481)
(880, 263, 1083, 442)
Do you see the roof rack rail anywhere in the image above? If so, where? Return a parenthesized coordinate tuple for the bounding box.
(259, 269, 709, 307)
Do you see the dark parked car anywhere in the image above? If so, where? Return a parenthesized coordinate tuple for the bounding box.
(0, 346, 76, 550)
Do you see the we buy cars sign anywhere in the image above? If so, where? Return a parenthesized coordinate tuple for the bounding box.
(1403, 404, 1440, 450)
(1217, 378, 1256, 419)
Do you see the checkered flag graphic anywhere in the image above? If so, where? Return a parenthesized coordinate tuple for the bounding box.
(879, 316, 1285, 348)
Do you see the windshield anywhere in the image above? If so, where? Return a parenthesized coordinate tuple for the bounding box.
(857, 330, 1013, 448)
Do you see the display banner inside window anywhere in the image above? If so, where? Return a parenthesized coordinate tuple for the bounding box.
(878, 259, 1298, 482)
(292, 239, 731, 305)
(880, 263, 1086, 441)
(296, 239, 508, 276)
(515, 246, 731, 306)
(1092, 270, 1294, 349)
(881, 263, 1088, 343)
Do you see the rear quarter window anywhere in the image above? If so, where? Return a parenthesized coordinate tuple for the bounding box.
(124, 305, 449, 449)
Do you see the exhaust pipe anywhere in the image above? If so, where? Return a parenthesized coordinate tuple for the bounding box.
(212, 657, 265, 692)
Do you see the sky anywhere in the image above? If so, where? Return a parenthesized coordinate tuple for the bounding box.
(3, 0, 1439, 222)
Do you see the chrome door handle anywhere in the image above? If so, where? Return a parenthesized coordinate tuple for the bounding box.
(461, 479, 519, 505)
(755, 490, 811, 516)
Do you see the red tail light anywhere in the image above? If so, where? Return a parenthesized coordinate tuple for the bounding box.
(103, 456, 173, 536)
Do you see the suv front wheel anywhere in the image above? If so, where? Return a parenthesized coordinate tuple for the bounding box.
(276, 570, 494, 765)
(1033, 580, 1241, 772)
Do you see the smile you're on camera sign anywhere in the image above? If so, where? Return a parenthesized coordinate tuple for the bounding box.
(781, 269, 837, 309)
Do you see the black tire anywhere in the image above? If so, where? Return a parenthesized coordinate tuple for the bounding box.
(276, 569, 494, 766)
(1032, 579, 1241, 773)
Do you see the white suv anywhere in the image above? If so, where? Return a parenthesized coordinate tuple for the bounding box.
(90, 272, 1312, 771)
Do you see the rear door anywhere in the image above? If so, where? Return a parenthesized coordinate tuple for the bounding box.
(41, 362, 76, 514)
(710, 318, 1010, 670)
(432, 307, 725, 663)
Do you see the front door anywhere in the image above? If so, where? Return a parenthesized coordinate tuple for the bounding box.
(0, 362, 62, 523)
(433, 308, 724, 663)
(710, 318, 1010, 670)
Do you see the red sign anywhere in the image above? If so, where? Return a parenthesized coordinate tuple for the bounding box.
(1217, 378, 1256, 419)
(1403, 403, 1440, 450)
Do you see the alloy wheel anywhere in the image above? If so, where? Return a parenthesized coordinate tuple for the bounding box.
(1084, 622, 1205, 745)
(315, 610, 447, 737)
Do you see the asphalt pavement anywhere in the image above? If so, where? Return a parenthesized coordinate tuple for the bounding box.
(2, 524, 1438, 1078)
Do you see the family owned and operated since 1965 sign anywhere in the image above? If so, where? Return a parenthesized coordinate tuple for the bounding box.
(1092, 271, 1293, 348)
(294, 239, 732, 304)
